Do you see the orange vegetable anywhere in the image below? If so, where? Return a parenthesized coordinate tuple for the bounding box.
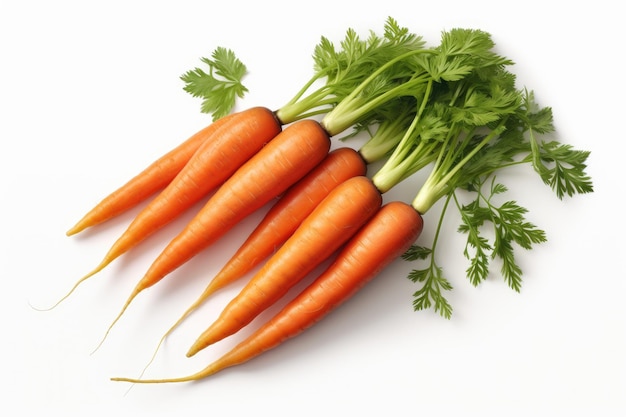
(161, 147, 366, 338)
(65, 112, 237, 236)
(186, 175, 383, 357)
(53, 107, 281, 308)
(211, 147, 366, 294)
(98, 119, 331, 345)
(111, 201, 423, 383)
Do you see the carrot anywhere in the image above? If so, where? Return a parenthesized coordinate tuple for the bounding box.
(186, 175, 383, 357)
(97, 119, 332, 346)
(141, 147, 367, 362)
(167, 148, 365, 328)
(50, 106, 281, 309)
(65, 112, 237, 236)
(69, 17, 419, 237)
(66, 18, 425, 307)
(215, 148, 365, 290)
(111, 201, 423, 383)
(101, 22, 591, 384)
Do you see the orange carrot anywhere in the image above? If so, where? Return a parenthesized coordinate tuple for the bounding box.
(52, 107, 281, 308)
(155, 147, 367, 342)
(65, 112, 237, 236)
(133, 147, 366, 377)
(111, 201, 423, 383)
(218, 148, 366, 288)
(186, 175, 383, 357)
(97, 119, 332, 345)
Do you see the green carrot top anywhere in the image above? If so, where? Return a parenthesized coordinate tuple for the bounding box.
(183, 19, 594, 319)
(365, 30, 594, 318)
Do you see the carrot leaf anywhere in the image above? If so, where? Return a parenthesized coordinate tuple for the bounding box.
(407, 263, 454, 319)
(181, 46, 248, 120)
(402, 245, 433, 261)
(402, 196, 455, 319)
(276, 16, 427, 127)
(457, 178, 547, 291)
(381, 30, 593, 316)
(529, 140, 594, 199)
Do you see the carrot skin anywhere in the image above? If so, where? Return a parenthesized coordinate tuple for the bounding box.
(65, 113, 237, 236)
(138, 119, 331, 288)
(86, 107, 280, 272)
(110, 201, 422, 384)
(204, 202, 423, 376)
(181, 147, 367, 312)
(132, 147, 366, 370)
(103, 119, 332, 336)
(49, 107, 281, 312)
(186, 175, 383, 356)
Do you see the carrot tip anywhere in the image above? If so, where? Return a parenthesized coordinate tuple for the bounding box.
(31, 261, 110, 312)
(66, 216, 92, 236)
(91, 286, 142, 355)
(111, 366, 220, 384)
(110, 374, 203, 384)
(110, 376, 178, 384)
(186, 336, 215, 357)
(186, 341, 205, 358)
(65, 226, 80, 236)
(111, 377, 144, 384)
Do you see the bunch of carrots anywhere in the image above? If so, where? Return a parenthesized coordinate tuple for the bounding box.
(51, 17, 592, 384)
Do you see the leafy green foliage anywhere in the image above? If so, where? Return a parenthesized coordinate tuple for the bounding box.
(181, 47, 248, 120)
(408, 262, 454, 319)
(371, 29, 522, 197)
(403, 176, 549, 319)
(519, 90, 594, 199)
(403, 244, 453, 319)
(458, 178, 547, 291)
(457, 199, 492, 286)
(277, 17, 427, 126)
(530, 140, 594, 199)
(370, 28, 593, 317)
(421, 29, 512, 83)
(178, 20, 593, 318)
(450, 84, 521, 126)
(402, 245, 433, 261)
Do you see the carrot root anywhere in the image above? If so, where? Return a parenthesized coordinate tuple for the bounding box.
(66, 113, 238, 236)
(33, 257, 112, 311)
(203, 147, 367, 295)
(110, 365, 219, 384)
(91, 286, 142, 354)
(198, 202, 423, 374)
(111, 202, 423, 384)
(99, 119, 331, 346)
(126, 119, 331, 299)
(146, 147, 366, 349)
(186, 175, 383, 357)
(55, 107, 282, 308)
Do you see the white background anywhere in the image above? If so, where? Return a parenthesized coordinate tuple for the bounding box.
(2, 0, 624, 415)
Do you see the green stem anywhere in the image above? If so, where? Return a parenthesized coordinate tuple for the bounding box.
(275, 84, 335, 124)
(321, 50, 434, 135)
(374, 141, 439, 193)
(441, 123, 506, 186)
(381, 79, 432, 165)
(412, 120, 507, 214)
(429, 192, 452, 260)
(359, 106, 416, 163)
(282, 70, 327, 108)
